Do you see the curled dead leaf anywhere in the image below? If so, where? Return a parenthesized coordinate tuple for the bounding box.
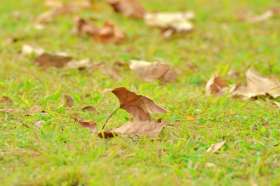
(112, 87, 166, 121)
(207, 141, 226, 153)
(99, 121, 166, 138)
(144, 12, 194, 37)
(130, 60, 177, 83)
(107, 0, 145, 19)
(75, 18, 125, 43)
(205, 75, 227, 96)
(231, 69, 280, 99)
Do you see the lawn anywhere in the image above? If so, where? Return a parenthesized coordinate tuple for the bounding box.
(1, 0, 280, 185)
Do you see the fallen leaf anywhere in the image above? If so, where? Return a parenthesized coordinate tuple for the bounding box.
(248, 10, 273, 23)
(113, 120, 166, 137)
(101, 64, 122, 80)
(75, 118, 97, 133)
(82, 105, 97, 113)
(205, 75, 227, 96)
(75, 18, 125, 43)
(129, 60, 177, 83)
(34, 120, 44, 128)
(34, 53, 72, 68)
(64, 95, 74, 107)
(112, 87, 166, 121)
(22, 44, 45, 56)
(25, 105, 46, 116)
(107, 0, 145, 19)
(36, 0, 92, 25)
(144, 12, 194, 37)
(99, 121, 166, 138)
(0, 96, 13, 105)
(231, 69, 280, 99)
(0, 108, 17, 113)
(66, 59, 93, 71)
(207, 141, 226, 153)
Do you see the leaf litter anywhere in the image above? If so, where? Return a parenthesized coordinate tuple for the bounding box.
(112, 87, 166, 121)
(129, 60, 177, 83)
(107, 0, 145, 19)
(75, 17, 125, 43)
(231, 69, 280, 99)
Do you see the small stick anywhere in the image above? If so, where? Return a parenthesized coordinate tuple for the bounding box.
(102, 107, 119, 129)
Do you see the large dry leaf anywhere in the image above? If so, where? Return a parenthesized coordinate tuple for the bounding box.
(107, 0, 145, 19)
(75, 18, 125, 43)
(112, 87, 166, 121)
(205, 75, 227, 96)
(232, 69, 280, 99)
(207, 141, 226, 153)
(34, 53, 72, 68)
(99, 121, 166, 138)
(130, 60, 177, 83)
(144, 12, 194, 37)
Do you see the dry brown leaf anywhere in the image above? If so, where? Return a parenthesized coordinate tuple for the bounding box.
(107, 0, 145, 19)
(232, 69, 280, 99)
(22, 45, 45, 56)
(99, 121, 166, 138)
(205, 75, 227, 96)
(101, 65, 122, 80)
(112, 87, 166, 121)
(75, 18, 125, 43)
(113, 120, 166, 137)
(75, 118, 97, 133)
(82, 106, 97, 113)
(34, 53, 72, 68)
(129, 60, 177, 83)
(66, 59, 92, 71)
(0, 96, 13, 105)
(64, 95, 74, 107)
(36, 0, 92, 25)
(144, 12, 194, 37)
(207, 141, 226, 153)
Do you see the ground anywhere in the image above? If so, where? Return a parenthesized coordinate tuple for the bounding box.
(0, 0, 280, 185)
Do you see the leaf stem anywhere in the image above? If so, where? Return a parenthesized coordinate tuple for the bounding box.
(102, 107, 119, 129)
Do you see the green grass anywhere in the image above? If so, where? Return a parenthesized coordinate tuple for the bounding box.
(1, 0, 280, 185)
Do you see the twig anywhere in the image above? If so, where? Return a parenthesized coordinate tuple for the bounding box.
(102, 107, 119, 129)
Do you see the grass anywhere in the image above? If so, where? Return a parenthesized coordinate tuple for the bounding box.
(0, 0, 280, 185)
